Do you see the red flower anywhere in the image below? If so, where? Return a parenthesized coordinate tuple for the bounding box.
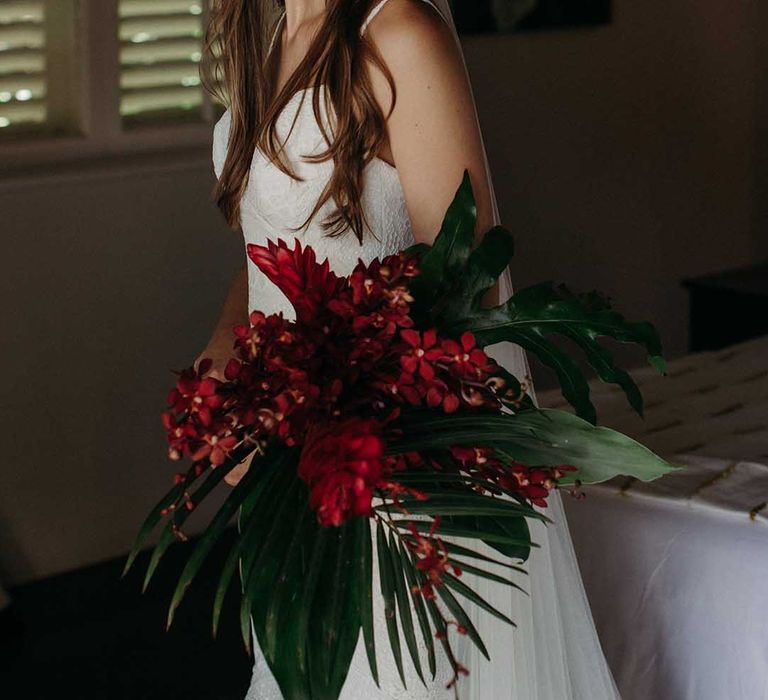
(247, 238, 341, 323)
(400, 329, 442, 381)
(299, 418, 386, 527)
(441, 331, 493, 380)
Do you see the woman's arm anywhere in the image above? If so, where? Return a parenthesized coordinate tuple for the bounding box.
(194, 259, 249, 380)
(366, 0, 496, 244)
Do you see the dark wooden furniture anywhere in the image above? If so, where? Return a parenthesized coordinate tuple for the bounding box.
(683, 263, 768, 352)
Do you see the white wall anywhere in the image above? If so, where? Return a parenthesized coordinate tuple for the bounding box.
(0, 0, 762, 585)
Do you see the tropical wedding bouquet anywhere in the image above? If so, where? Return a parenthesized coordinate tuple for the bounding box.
(124, 173, 674, 698)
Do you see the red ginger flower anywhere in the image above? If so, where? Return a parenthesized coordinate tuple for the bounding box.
(247, 238, 341, 323)
(298, 417, 386, 527)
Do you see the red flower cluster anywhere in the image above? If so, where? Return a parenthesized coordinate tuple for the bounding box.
(298, 418, 386, 527)
(162, 238, 572, 527)
(450, 446, 576, 508)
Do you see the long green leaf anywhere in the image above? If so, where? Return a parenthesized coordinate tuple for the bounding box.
(448, 558, 526, 588)
(308, 519, 364, 698)
(213, 454, 287, 638)
(393, 519, 536, 547)
(393, 410, 676, 485)
(436, 582, 489, 660)
(398, 540, 436, 680)
(122, 461, 202, 577)
(141, 461, 231, 593)
(167, 451, 271, 629)
(387, 529, 425, 685)
(377, 520, 406, 688)
(443, 573, 517, 627)
(358, 519, 379, 686)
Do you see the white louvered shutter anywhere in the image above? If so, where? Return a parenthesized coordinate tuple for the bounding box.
(0, 0, 46, 130)
(119, 0, 208, 124)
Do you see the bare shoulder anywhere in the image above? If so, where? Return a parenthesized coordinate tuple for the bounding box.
(365, 0, 458, 71)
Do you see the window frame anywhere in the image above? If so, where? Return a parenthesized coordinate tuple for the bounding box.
(0, 0, 220, 175)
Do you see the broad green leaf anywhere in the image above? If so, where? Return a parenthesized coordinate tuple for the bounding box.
(398, 539, 436, 680)
(377, 520, 406, 688)
(441, 225, 515, 319)
(393, 410, 676, 485)
(408, 171, 477, 316)
(387, 530, 425, 685)
(445, 514, 533, 562)
(450, 281, 665, 421)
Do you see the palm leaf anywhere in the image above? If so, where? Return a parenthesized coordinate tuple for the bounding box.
(436, 581, 489, 660)
(121, 469, 190, 578)
(167, 449, 277, 629)
(398, 539, 436, 679)
(377, 520, 406, 688)
(358, 519, 379, 686)
(387, 530, 425, 685)
(443, 573, 517, 627)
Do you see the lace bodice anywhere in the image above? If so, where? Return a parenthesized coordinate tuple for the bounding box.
(212, 87, 414, 319)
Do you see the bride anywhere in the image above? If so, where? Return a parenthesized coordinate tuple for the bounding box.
(197, 0, 620, 697)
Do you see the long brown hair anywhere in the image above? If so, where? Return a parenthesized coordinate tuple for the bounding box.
(203, 0, 396, 243)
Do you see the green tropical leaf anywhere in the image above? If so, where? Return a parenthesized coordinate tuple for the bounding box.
(377, 520, 406, 688)
(141, 460, 231, 593)
(398, 539, 436, 679)
(392, 519, 535, 547)
(407, 171, 477, 317)
(308, 519, 364, 698)
(445, 514, 533, 562)
(121, 466, 192, 578)
(392, 410, 676, 485)
(448, 558, 526, 589)
(442, 573, 517, 627)
(452, 281, 665, 421)
(358, 520, 379, 686)
(387, 530, 425, 685)
(438, 540, 529, 573)
(167, 450, 273, 629)
(383, 494, 544, 521)
(435, 581, 489, 660)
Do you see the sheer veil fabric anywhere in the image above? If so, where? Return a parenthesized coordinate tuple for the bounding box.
(423, 1, 620, 697)
(231, 0, 622, 697)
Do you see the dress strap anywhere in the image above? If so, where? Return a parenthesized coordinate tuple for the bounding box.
(361, 0, 449, 35)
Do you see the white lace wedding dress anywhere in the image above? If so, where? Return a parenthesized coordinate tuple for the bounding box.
(212, 2, 621, 698)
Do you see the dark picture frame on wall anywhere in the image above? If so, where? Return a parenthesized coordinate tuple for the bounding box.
(450, 0, 612, 35)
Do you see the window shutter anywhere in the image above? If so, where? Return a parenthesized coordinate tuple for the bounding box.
(119, 0, 208, 124)
(0, 0, 47, 130)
